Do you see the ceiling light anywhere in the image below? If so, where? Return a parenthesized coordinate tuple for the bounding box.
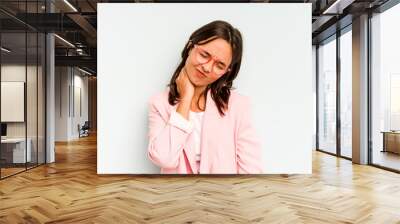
(1, 47, 11, 53)
(63, 0, 78, 12)
(322, 0, 355, 15)
(54, 34, 75, 48)
(78, 67, 93, 76)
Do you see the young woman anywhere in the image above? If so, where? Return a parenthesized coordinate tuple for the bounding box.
(147, 20, 263, 174)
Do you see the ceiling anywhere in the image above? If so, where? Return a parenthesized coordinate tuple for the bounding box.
(0, 0, 394, 75)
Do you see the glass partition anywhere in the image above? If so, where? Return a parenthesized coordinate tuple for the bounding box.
(1, 31, 28, 177)
(0, 1, 46, 179)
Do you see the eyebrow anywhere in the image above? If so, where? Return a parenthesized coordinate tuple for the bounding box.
(202, 49, 228, 67)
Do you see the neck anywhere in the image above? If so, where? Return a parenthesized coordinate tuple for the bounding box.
(191, 86, 207, 111)
(193, 86, 207, 99)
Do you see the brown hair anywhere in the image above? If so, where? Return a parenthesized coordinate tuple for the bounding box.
(167, 20, 243, 116)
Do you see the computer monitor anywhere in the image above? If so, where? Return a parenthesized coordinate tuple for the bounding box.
(1, 123, 7, 137)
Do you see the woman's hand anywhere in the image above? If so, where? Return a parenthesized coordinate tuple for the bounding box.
(175, 66, 194, 120)
(176, 66, 195, 102)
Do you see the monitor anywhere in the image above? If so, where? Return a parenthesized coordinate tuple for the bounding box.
(1, 123, 7, 137)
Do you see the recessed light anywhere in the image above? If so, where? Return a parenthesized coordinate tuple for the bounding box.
(63, 0, 78, 12)
(1, 47, 11, 53)
(54, 34, 75, 48)
(78, 67, 93, 76)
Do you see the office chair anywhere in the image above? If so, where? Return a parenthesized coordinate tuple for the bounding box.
(79, 121, 90, 138)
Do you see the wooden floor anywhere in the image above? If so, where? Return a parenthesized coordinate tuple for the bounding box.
(0, 167, 26, 178)
(373, 150, 400, 171)
(1, 134, 400, 223)
(1, 163, 44, 178)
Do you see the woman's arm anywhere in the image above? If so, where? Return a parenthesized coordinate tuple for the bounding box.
(236, 97, 263, 174)
(147, 66, 195, 169)
(147, 99, 193, 169)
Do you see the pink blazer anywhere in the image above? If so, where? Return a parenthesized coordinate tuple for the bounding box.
(147, 88, 263, 174)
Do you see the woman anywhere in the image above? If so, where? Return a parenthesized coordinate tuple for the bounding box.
(147, 20, 263, 174)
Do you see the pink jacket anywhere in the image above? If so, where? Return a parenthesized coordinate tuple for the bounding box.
(147, 88, 263, 174)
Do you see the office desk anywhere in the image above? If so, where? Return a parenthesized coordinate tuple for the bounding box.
(1, 138, 32, 163)
(381, 131, 400, 154)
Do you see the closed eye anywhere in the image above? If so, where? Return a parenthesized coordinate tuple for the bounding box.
(217, 62, 226, 69)
(200, 52, 209, 58)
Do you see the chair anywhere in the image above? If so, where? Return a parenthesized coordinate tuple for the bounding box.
(78, 121, 90, 138)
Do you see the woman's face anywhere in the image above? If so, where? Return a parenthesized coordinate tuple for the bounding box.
(184, 38, 233, 87)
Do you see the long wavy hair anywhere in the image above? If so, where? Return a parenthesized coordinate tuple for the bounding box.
(167, 20, 243, 116)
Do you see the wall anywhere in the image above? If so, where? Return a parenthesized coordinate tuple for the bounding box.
(55, 67, 89, 141)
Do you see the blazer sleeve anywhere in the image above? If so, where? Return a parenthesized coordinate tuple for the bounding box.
(236, 97, 263, 174)
(147, 99, 194, 169)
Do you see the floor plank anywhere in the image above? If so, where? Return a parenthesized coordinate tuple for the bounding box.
(1, 134, 400, 223)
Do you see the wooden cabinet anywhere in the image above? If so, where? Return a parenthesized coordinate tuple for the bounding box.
(382, 131, 400, 154)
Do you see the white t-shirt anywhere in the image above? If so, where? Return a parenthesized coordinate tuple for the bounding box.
(170, 109, 204, 162)
(189, 110, 204, 161)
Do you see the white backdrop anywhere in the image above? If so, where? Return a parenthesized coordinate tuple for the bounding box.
(97, 3, 312, 174)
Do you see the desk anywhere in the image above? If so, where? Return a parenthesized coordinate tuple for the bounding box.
(1, 138, 32, 163)
(381, 131, 400, 154)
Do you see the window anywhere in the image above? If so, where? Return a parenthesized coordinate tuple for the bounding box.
(370, 2, 400, 171)
(318, 36, 337, 154)
(339, 28, 352, 158)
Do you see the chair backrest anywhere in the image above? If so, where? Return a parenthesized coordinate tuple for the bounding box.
(82, 121, 90, 129)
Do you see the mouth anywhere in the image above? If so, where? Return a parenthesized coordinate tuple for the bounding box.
(195, 69, 207, 78)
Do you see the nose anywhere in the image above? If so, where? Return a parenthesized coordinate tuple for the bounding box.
(201, 60, 214, 73)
